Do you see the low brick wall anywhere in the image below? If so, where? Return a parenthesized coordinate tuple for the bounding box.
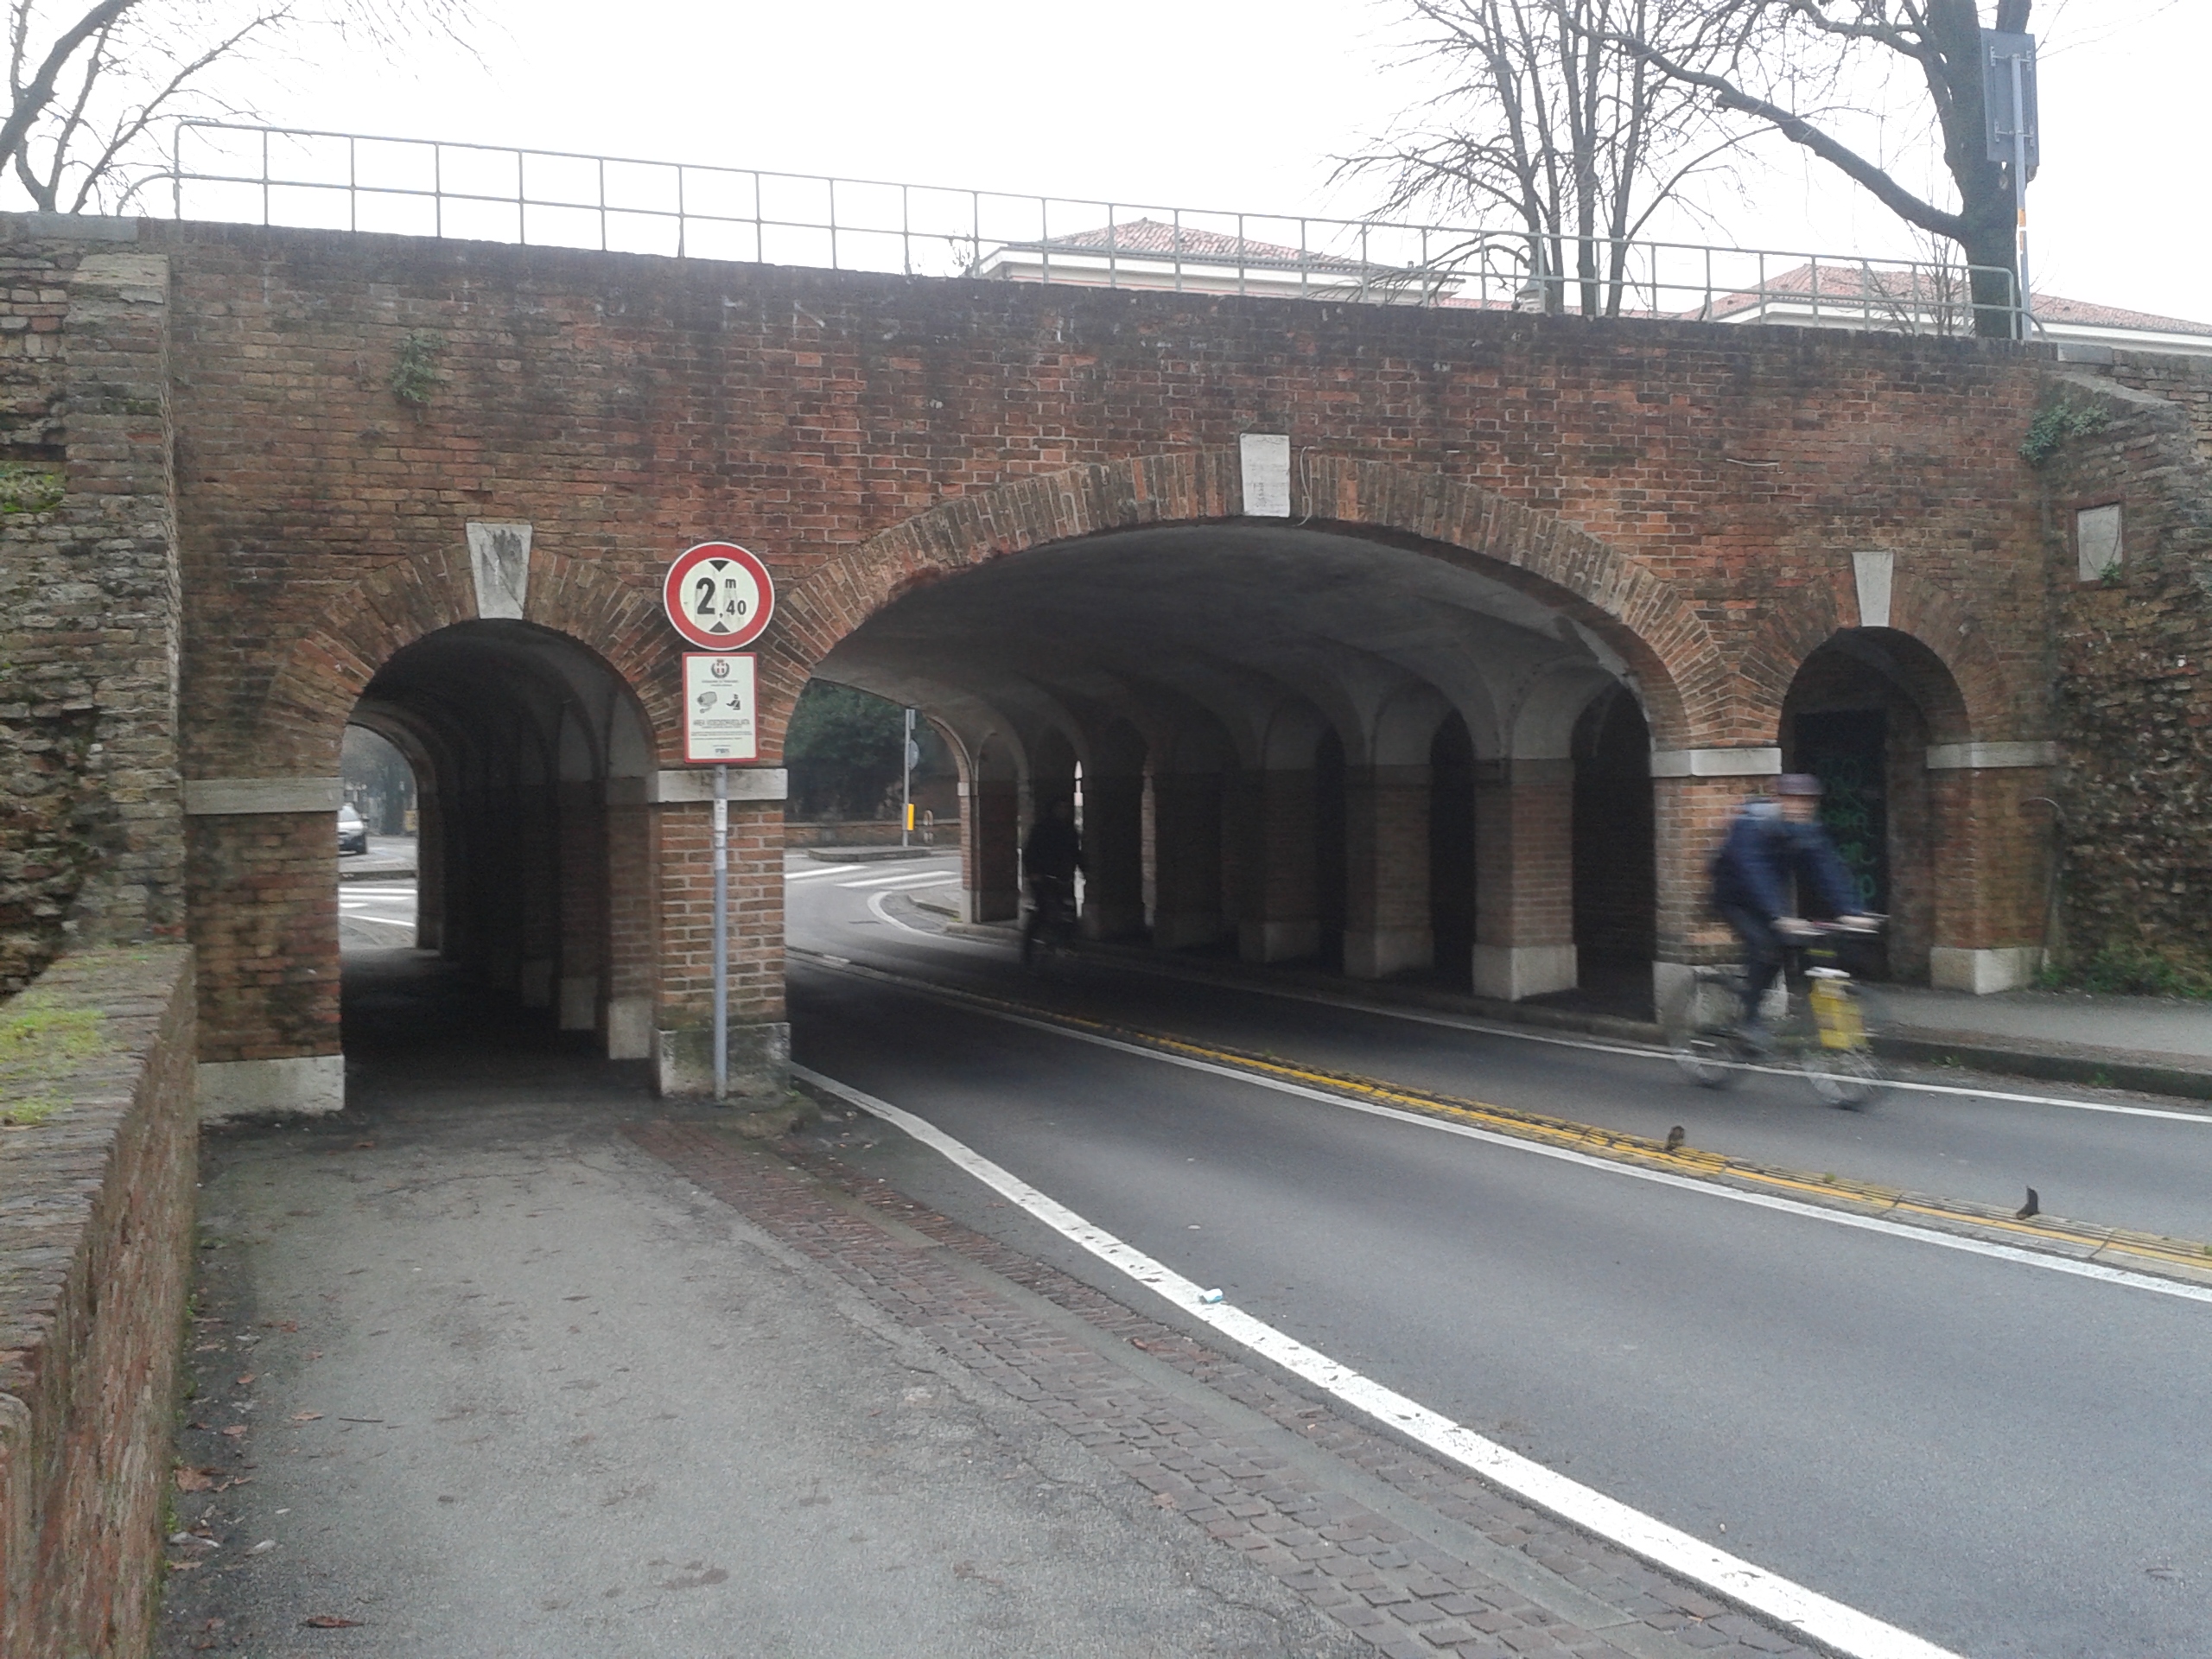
(0, 945, 196, 1659)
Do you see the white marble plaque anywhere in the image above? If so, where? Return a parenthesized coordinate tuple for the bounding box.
(2076, 504, 2122, 582)
(1239, 433, 1292, 518)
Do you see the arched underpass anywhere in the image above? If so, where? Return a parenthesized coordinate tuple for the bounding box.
(337, 620, 659, 1069)
(804, 523, 1660, 1007)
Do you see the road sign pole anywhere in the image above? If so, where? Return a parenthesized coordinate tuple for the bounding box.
(712, 761, 729, 1103)
(2010, 48, 2033, 338)
(901, 707, 915, 849)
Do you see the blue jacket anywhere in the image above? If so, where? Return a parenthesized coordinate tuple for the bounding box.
(1709, 799, 1861, 922)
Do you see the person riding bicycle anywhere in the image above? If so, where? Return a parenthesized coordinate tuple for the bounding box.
(1709, 773, 1878, 1050)
(1020, 797, 1084, 963)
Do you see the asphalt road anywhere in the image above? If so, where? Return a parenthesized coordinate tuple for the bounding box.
(785, 852, 2212, 1659)
(339, 880, 417, 949)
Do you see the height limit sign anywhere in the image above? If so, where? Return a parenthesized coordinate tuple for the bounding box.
(683, 653, 758, 762)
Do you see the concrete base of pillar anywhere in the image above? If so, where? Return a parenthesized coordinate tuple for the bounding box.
(1154, 910, 1224, 950)
(1930, 946, 2043, 995)
(198, 1053, 345, 1122)
(1344, 927, 1432, 980)
(961, 888, 1020, 925)
(1240, 919, 1319, 963)
(606, 995, 652, 1059)
(1474, 943, 1577, 1001)
(519, 957, 555, 1008)
(1652, 961, 1697, 1023)
(558, 975, 598, 1031)
(653, 1020, 791, 1100)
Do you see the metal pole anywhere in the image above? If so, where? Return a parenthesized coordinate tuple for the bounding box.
(712, 762, 729, 1103)
(901, 708, 915, 849)
(2010, 48, 2034, 339)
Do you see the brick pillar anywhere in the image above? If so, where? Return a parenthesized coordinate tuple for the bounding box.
(555, 782, 607, 1031)
(1238, 767, 1319, 963)
(961, 778, 1020, 923)
(1344, 765, 1432, 979)
(1153, 772, 1224, 949)
(603, 799, 653, 1058)
(1649, 772, 1758, 1014)
(1473, 759, 1575, 999)
(415, 785, 446, 953)
(1082, 771, 1147, 938)
(1928, 760, 2053, 992)
(517, 781, 560, 1009)
(650, 793, 788, 1099)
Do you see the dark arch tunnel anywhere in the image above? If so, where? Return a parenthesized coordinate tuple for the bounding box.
(340, 620, 656, 1063)
(802, 523, 1664, 1010)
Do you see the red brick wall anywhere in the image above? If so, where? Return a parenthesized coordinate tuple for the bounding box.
(0, 945, 196, 1659)
(185, 812, 337, 1063)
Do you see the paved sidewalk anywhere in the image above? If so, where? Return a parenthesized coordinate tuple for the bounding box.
(158, 957, 1813, 1659)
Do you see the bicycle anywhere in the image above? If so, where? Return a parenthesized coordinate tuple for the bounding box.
(1020, 874, 1079, 972)
(1662, 920, 1888, 1108)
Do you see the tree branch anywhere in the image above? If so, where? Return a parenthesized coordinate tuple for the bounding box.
(1599, 22, 1963, 239)
(0, 0, 138, 180)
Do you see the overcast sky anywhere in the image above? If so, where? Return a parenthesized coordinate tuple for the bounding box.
(241, 0, 2208, 321)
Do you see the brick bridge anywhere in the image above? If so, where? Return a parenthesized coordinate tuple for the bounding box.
(4, 216, 2207, 1113)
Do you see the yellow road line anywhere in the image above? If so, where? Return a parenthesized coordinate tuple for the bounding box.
(810, 954, 2212, 1286)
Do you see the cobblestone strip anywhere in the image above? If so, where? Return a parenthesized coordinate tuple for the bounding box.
(625, 1117, 1814, 1659)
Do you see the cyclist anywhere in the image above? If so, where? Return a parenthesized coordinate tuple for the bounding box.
(1020, 797, 1084, 964)
(1709, 773, 1878, 1050)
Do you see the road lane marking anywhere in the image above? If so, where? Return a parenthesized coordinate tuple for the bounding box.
(785, 864, 858, 880)
(793, 954, 2212, 1296)
(818, 927, 2212, 1122)
(791, 1061, 1967, 1659)
(867, 890, 941, 937)
(838, 869, 960, 889)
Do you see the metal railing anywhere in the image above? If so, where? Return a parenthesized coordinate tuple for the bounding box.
(150, 121, 2028, 337)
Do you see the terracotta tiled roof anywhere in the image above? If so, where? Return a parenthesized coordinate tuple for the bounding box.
(1703, 263, 2212, 336)
(1024, 218, 1372, 272)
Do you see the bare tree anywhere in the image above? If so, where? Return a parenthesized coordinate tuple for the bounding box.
(2, 0, 473, 215)
(1598, 0, 2035, 335)
(1344, 0, 1751, 316)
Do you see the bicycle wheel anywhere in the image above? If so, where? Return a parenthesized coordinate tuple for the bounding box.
(1801, 985, 1886, 1108)
(1663, 972, 1744, 1090)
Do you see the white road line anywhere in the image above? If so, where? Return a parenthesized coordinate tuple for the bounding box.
(801, 957, 2212, 1307)
(791, 1061, 1966, 1659)
(838, 868, 961, 890)
(867, 890, 943, 937)
(869, 943, 2211, 1124)
(785, 865, 855, 880)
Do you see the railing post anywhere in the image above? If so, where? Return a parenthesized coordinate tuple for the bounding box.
(260, 128, 270, 226)
(901, 182, 911, 277)
(1107, 202, 1117, 289)
(829, 175, 839, 270)
(677, 165, 687, 259)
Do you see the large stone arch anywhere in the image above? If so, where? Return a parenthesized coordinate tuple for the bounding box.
(768, 452, 1727, 750)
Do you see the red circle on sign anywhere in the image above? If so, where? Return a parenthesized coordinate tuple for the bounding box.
(663, 542, 774, 651)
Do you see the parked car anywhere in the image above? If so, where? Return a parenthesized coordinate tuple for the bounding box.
(338, 804, 369, 855)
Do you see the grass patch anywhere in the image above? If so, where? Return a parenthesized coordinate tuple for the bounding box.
(0, 998, 110, 1126)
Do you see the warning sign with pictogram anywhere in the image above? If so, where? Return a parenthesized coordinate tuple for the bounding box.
(683, 653, 758, 762)
(663, 542, 775, 651)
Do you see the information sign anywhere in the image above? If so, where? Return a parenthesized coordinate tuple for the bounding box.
(683, 652, 758, 762)
(663, 542, 775, 651)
